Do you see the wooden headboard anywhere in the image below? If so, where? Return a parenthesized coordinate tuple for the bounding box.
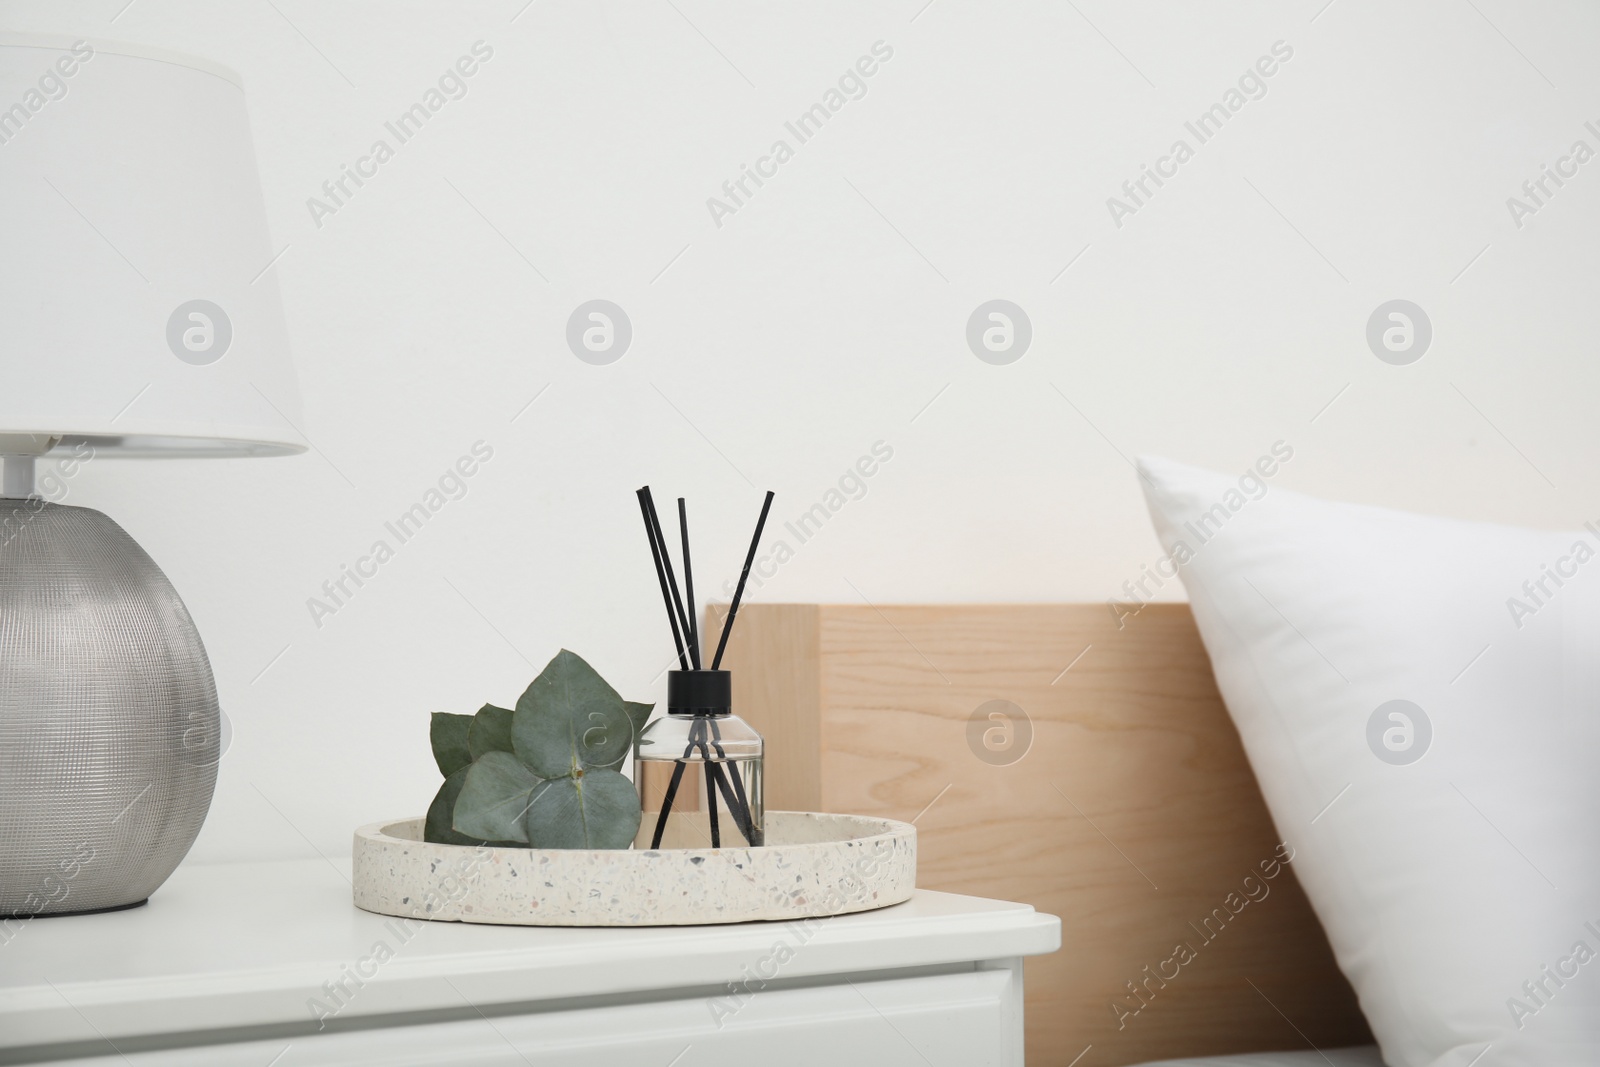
(712, 603, 1372, 1067)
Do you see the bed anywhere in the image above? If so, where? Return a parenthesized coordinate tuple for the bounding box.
(712, 602, 1376, 1066)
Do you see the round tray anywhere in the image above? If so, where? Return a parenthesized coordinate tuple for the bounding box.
(352, 811, 916, 927)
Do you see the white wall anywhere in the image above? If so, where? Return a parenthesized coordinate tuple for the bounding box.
(5, 0, 1597, 864)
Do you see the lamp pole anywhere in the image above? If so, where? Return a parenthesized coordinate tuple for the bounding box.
(1, 457, 34, 499)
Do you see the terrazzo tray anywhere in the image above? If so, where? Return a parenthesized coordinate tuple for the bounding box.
(351, 811, 916, 927)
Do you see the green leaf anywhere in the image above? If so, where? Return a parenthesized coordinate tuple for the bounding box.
(524, 769, 641, 850)
(424, 767, 480, 846)
(635, 715, 665, 755)
(513, 650, 633, 777)
(452, 752, 539, 844)
(623, 701, 653, 748)
(467, 703, 514, 760)
(425, 764, 524, 848)
(429, 713, 474, 777)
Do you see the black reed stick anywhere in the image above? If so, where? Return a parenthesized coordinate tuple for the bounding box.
(708, 761, 753, 846)
(641, 488, 695, 665)
(707, 720, 750, 830)
(637, 488, 689, 671)
(649, 734, 696, 850)
(709, 717, 760, 845)
(692, 715, 755, 846)
(678, 498, 701, 669)
(685, 718, 718, 847)
(712, 490, 775, 670)
(704, 761, 720, 848)
(691, 720, 749, 848)
(651, 725, 755, 849)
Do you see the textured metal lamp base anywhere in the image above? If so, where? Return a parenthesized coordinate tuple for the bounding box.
(0, 501, 219, 917)
(2, 898, 148, 921)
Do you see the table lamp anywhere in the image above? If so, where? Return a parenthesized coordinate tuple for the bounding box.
(0, 35, 304, 917)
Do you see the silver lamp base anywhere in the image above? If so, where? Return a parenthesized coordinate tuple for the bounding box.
(0, 500, 219, 918)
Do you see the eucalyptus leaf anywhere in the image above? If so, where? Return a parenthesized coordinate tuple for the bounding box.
(467, 703, 514, 760)
(452, 752, 539, 844)
(513, 650, 632, 777)
(623, 701, 653, 747)
(424, 766, 480, 846)
(523, 769, 641, 850)
(425, 650, 648, 851)
(635, 715, 665, 755)
(430, 713, 474, 777)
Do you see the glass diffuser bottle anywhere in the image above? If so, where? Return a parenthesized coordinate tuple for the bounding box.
(636, 670, 763, 849)
(632, 484, 774, 850)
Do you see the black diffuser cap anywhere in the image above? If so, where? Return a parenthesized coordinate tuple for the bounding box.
(668, 670, 731, 716)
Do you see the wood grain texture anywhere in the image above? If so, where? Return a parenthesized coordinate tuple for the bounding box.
(708, 602, 821, 813)
(722, 602, 1372, 1067)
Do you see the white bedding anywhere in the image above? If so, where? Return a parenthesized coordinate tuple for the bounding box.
(1134, 1048, 1385, 1067)
(1136, 458, 1600, 1065)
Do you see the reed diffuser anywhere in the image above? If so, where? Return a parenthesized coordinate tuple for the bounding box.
(633, 486, 773, 850)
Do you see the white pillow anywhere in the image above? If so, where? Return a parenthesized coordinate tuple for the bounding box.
(1136, 456, 1600, 1067)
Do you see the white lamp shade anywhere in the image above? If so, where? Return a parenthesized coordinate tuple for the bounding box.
(0, 35, 305, 458)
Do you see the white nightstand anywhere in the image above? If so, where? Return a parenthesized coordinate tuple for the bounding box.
(0, 857, 1060, 1066)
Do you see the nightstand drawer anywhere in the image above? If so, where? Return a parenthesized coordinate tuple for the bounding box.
(42, 967, 1022, 1067)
